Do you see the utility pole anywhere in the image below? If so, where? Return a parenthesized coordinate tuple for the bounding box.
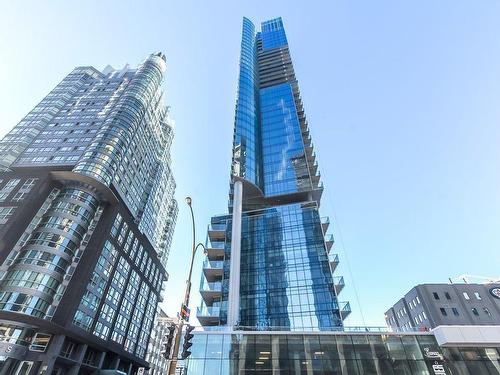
(167, 196, 206, 375)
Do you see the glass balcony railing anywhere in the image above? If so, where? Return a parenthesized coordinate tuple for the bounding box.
(342, 302, 351, 312)
(321, 216, 330, 233)
(206, 241, 225, 249)
(208, 224, 226, 232)
(203, 258, 224, 269)
(197, 305, 221, 317)
(340, 301, 351, 320)
(329, 253, 339, 264)
(333, 276, 345, 287)
(325, 234, 334, 244)
(200, 280, 222, 293)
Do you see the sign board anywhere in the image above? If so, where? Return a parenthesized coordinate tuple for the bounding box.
(423, 347, 448, 374)
(181, 304, 190, 321)
(490, 287, 500, 299)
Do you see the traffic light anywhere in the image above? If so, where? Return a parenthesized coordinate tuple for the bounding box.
(162, 324, 177, 359)
(180, 325, 195, 359)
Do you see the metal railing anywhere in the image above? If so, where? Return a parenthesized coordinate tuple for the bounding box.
(188, 325, 429, 334)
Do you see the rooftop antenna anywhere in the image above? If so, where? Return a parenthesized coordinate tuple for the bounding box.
(451, 275, 500, 284)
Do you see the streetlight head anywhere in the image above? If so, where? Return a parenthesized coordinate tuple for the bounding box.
(185, 196, 192, 206)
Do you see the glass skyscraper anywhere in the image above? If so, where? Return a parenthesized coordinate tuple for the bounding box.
(197, 18, 350, 331)
(0, 53, 177, 374)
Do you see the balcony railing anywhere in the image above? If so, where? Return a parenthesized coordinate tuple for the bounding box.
(208, 224, 226, 231)
(340, 301, 351, 320)
(321, 216, 330, 233)
(208, 224, 226, 242)
(186, 325, 428, 333)
(205, 241, 225, 258)
(329, 253, 339, 273)
(200, 280, 222, 293)
(207, 241, 224, 248)
(333, 276, 345, 295)
(197, 305, 221, 317)
(325, 234, 334, 251)
(203, 259, 224, 270)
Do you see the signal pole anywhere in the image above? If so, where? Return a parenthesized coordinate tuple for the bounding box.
(168, 197, 206, 375)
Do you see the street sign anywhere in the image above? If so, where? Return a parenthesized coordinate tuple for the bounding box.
(180, 304, 190, 321)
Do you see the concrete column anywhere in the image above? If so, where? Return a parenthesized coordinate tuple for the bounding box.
(67, 343, 87, 375)
(227, 180, 243, 328)
(109, 356, 120, 369)
(37, 334, 66, 375)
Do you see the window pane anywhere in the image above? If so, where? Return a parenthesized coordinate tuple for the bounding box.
(204, 359, 221, 375)
(369, 335, 389, 359)
(356, 359, 378, 374)
(401, 337, 423, 360)
(352, 335, 372, 360)
(385, 336, 406, 360)
(392, 360, 412, 375)
(337, 335, 356, 360)
(408, 360, 430, 375)
(271, 335, 288, 360)
(191, 334, 207, 359)
(206, 334, 223, 359)
(320, 335, 340, 361)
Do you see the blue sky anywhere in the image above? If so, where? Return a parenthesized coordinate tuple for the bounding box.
(1, 1, 500, 327)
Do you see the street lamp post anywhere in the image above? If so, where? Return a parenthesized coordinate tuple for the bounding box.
(168, 196, 206, 375)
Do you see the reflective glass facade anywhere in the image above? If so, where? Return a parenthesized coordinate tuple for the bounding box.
(198, 18, 348, 331)
(260, 84, 311, 196)
(231, 17, 260, 187)
(0, 53, 177, 373)
(223, 204, 342, 330)
(183, 332, 500, 375)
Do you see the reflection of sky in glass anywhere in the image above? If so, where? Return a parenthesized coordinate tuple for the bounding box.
(260, 17, 288, 50)
(238, 204, 341, 330)
(232, 18, 259, 187)
(260, 83, 311, 197)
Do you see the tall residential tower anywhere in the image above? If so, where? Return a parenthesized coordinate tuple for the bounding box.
(0, 53, 177, 374)
(197, 18, 349, 331)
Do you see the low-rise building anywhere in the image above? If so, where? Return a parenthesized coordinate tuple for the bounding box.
(146, 308, 177, 375)
(385, 283, 500, 332)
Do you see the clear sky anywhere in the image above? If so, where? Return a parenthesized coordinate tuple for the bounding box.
(1, 1, 500, 327)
